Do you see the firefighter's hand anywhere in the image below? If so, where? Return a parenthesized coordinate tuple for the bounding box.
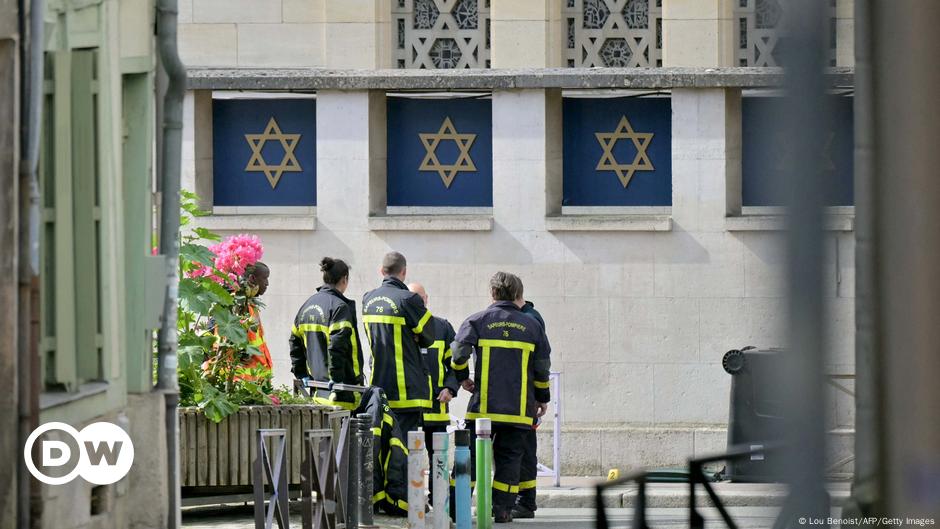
(460, 379, 475, 392)
(437, 389, 453, 403)
(535, 402, 549, 418)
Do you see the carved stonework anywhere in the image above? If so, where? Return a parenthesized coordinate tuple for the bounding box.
(564, 0, 662, 68)
(734, 0, 838, 67)
(393, 0, 491, 69)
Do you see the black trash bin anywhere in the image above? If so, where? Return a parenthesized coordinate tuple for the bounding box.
(722, 347, 786, 482)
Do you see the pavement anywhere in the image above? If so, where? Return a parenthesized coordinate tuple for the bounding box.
(533, 476, 852, 509)
(181, 478, 852, 528)
(182, 506, 794, 528)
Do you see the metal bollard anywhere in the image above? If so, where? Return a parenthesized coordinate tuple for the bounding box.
(475, 419, 493, 529)
(357, 413, 378, 529)
(346, 416, 360, 529)
(407, 431, 427, 529)
(453, 430, 472, 529)
(431, 432, 450, 529)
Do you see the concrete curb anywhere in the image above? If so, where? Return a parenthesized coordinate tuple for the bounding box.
(537, 483, 852, 509)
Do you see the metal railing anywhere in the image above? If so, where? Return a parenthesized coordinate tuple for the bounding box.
(536, 371, 562, 487)
(247, 380, 376, 529)
(253, 429, 290, 529)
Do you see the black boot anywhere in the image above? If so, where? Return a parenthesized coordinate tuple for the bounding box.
(511, 503, 535, 519)
(494, 507, 514, 523)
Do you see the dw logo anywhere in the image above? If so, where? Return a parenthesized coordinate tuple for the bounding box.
(23, 422, 135, 485)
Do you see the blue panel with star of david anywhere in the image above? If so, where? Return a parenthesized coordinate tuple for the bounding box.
(563, 97, 672, 206)
(742, 96, 854, 206)
(212, 98, 316, 206)
(386, 96, 492, 207)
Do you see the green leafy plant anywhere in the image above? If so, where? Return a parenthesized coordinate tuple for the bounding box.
(175, 191, 293, 422)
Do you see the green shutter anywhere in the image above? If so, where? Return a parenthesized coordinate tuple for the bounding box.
(40, 48, 105, 392)
(70, 49, 102, 383)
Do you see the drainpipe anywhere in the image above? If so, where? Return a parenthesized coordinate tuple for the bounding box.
(18, 0, 44, 526)
(154, 0, 185, 526)
(846, 0, 879, 517)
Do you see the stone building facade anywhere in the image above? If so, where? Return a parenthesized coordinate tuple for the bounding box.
(181, 0, 857, 475)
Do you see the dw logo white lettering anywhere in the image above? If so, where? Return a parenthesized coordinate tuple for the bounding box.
(23, 422, 135, 485)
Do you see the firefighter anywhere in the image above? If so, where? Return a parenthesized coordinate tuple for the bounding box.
(408, 282, 458, 505)
(514, 297, 546, 519)
(407, 283, 458, 435)
(451, 272, 551, 523)
(289, 257, 364, 410)
(362, 251, 436, 435)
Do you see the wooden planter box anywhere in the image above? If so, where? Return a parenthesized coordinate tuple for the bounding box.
(179, 404, 333, 494)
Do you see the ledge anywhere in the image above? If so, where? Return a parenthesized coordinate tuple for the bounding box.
(725, 214, 854, 232)
(368, 214, 493, 231)
(545, 214, 672, 232)
(40, 382, 109, 410)
(195, 214, 317, 231)
(187, 67, 854, 91)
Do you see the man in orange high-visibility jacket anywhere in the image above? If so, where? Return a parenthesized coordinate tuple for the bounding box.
(242, 262, 274, 372)
(205, 262, 273, 378)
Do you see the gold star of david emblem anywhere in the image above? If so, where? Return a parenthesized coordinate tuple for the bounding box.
(418, 116, 477, 188)
(244, 117, 302, 189)
(595, 116, 655, 188)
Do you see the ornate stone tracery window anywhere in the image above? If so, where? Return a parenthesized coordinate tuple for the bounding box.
(564, 0, 662, 68)
(734, 0, 838, 67)
(393, 0, 491, 69)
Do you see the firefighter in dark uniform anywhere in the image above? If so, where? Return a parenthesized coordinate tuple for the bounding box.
(514, 298, 546, 519)
(451, 272, 551, 523)
(408, 282, 458, 505)
(407, 283, 459, 437)
(362, 251, 436, 435)
(289, 257, 364, 410)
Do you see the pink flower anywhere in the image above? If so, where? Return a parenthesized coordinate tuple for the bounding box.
(182, 234, 263, 289)
(269, 395, 281, 406)
(211, 234, 264, 276)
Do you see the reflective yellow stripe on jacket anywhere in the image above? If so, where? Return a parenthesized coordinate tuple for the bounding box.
(424, 340, 451, 423)
(467, 339, 537, 425)
(362, 314, 433, 409)
(293, 321, 360, 378)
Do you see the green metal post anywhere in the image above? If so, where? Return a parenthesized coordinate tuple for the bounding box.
(475, 418, 492, 529)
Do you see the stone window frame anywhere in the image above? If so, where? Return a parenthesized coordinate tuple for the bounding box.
(724, 89, 854, 232)
(190, 91, 319, 232)
(369, 91, 494, 232)
(545, 89, 673, 232)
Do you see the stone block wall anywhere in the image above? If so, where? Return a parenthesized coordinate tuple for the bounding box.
(180, 0, 857, 475)
(182, 83, 856, 474)
(177, 0, 854, 69)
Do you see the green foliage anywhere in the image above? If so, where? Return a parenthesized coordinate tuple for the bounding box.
(174, 192, 307, 422)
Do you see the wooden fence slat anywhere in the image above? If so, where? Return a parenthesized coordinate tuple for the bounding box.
(207, 419, 217, 486)
(291, 408, 302, 483)
(239, 408, 250, 485)
(179, 410, 188, 486)
(227, 411, 238, 486)
(196, 412, 209, 487)
(248, 408, 258, 485)
(177, 405, 332, 491)
(186, 412, 197, 487)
